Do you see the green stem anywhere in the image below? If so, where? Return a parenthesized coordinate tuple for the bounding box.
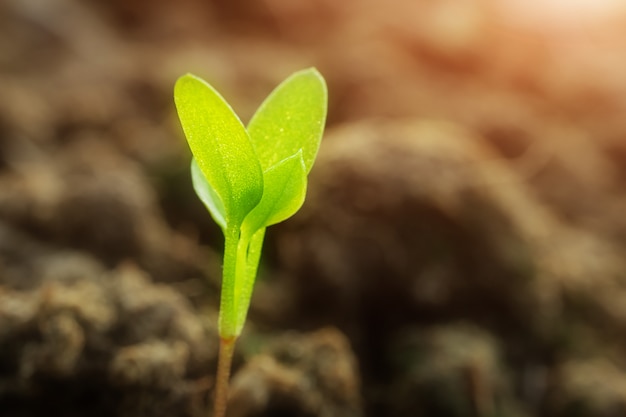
(235, 228, 265, 332)
(213, 336, 237, 417)
(219, 227, 239, 338)
(233, 232, 250, 325)
(214, 227, 263, 416)
(213, 227, 248, 417)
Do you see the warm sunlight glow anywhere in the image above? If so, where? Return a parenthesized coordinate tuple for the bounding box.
(496, 0, 625, 30)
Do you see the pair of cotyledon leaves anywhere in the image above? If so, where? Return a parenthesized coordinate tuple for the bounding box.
(174, 68, 327, 240)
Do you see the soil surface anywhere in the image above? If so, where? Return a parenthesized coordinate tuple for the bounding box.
(2, 1, 626, 416)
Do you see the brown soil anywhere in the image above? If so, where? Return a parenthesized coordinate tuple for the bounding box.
(2, 1, 626, 416)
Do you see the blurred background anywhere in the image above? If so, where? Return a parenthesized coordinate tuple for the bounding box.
(2, 0, 626, 416)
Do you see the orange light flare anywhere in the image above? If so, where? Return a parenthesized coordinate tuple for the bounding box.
(483, 0, 626, 102)
(492, 0, 626, 33)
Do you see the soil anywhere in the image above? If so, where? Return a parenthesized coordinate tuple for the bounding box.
(2, 0, 626, 416)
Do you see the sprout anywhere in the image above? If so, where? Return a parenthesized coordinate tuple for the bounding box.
(174, 68, 327, 417)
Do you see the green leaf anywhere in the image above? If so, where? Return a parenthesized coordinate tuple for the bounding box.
(241, 151, 307, 237)
(174, 68, 328, 341)
(190, 158, 226, 230)
(247, 68, 327, 173)
(175, 73, 263, 226)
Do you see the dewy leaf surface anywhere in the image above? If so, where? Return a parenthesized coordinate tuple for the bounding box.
(247, 68, 327, 173)
(191, 158, 226, 230)
(241, 151, 307, 237)
(175, 74, 263, 226)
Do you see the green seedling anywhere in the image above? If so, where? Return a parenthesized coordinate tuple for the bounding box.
(174, 68, 327, 417)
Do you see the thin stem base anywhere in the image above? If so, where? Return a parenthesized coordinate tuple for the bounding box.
(213, 336, 237, 417)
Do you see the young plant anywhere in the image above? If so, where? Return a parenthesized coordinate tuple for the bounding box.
(174, 68, 327, 417)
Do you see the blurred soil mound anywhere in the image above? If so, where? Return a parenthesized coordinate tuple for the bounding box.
(0, 232, 215, 417)
(2, 0, 626, 416)
(266, 119, 626, 416)
(230, 328, 361, 417)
